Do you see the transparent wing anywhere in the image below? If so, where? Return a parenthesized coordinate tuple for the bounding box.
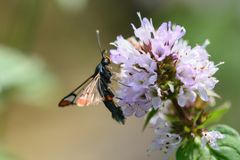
(58, 74, 102, 107)
(75, 74, 102, 107)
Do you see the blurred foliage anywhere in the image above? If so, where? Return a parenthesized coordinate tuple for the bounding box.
(0, 148, 20, 160)
(0, 46, 58, 110)
(55, 0, 88, 13)
(2, 0, 43, 52)
(0, 45, 59, 159)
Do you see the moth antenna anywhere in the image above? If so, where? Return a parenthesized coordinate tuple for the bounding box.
(96, 30, 104, 57)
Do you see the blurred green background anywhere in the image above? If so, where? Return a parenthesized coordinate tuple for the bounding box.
(0, 0, 239, 160)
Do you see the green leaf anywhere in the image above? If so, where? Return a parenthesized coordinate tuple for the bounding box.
(208, 125, 240, 160)
(142, 108, 158, 131)
(176, 124, 240, 160)
(200, 102, 230, 128)
(176, 137, 213, 160)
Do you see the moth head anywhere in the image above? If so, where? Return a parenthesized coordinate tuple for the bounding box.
(101, 50, 111, 65)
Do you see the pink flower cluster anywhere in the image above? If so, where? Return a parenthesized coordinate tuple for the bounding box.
(110, 13, 221, 116)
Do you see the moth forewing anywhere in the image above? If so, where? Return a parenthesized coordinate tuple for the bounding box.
(59, 75, 96, 107)
(76, 74, 102, 107)
(58, 93, 76, 107)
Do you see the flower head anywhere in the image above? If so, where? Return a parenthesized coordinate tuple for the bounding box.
(110, 13, 221, 118)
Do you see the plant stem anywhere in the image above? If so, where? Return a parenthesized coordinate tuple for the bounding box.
(172, 99, 192, 124)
